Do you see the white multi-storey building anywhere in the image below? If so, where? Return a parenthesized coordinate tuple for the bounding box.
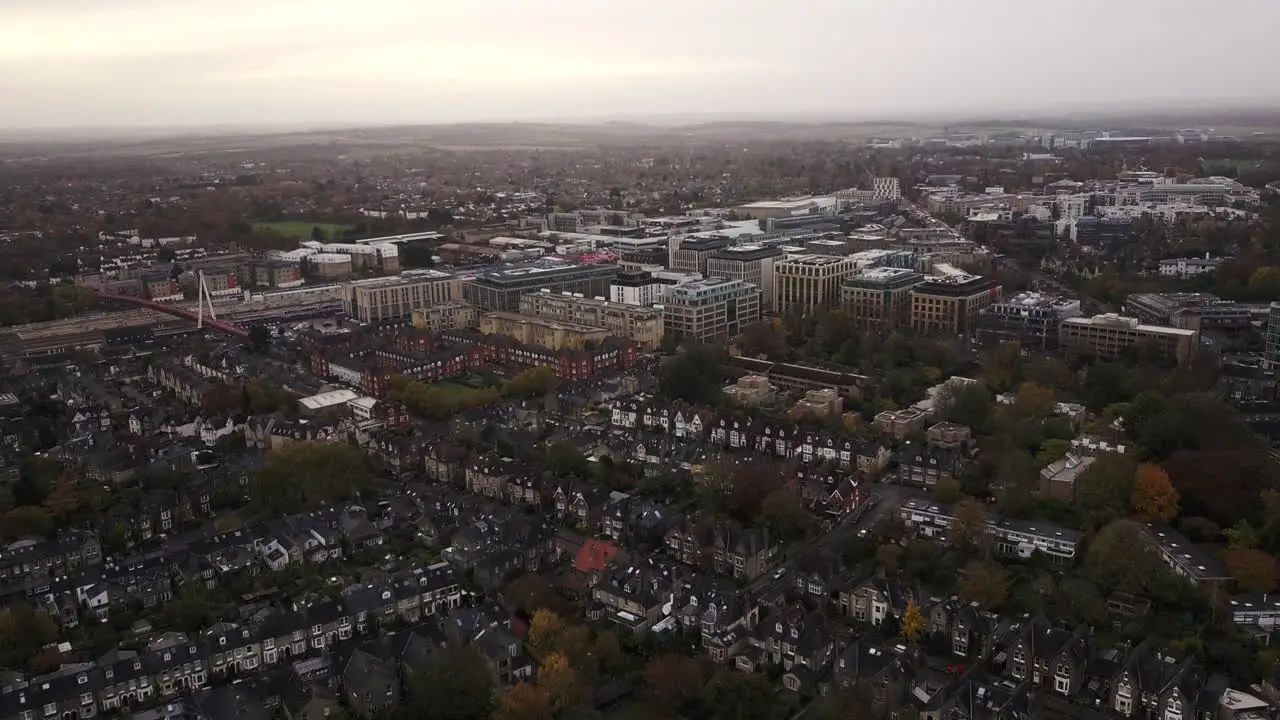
(872, 177, 902, 201)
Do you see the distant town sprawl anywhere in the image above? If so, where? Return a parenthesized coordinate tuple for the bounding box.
(2, 125, 1280, 720)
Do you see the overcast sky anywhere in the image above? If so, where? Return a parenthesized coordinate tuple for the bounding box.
(3, 0, 1280, 128)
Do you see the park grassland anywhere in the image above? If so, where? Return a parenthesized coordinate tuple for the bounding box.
(252, 220, 354, 240)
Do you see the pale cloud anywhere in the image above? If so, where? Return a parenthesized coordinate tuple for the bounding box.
(1, 0, 1279, 128)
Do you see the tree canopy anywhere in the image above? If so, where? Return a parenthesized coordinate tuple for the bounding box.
(658, 345, 725, 405)
(249, 441, 376, 514)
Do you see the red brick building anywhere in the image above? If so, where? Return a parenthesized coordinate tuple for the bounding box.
(438, 330, 638, 380)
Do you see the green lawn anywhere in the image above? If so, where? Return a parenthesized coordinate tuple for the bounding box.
(252, 220, 354, 240)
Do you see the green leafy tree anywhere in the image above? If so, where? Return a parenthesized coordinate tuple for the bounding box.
(933, 476, 962, 504)
(399, 643, 496, 720)
(1035, 439, 1072, 466)
(703, 670, 782, 720)
(249, 441, 375, 514)
(1225, 520, 1261, 550)
(0, 604, 59, 669)
(658, 345, 725, 405)
(1085, 519, 1168, 595)
(502, 366, 557, 398)
(978, 342, 1023, 392)
(1074, 455, 1137, 531)
(760, 489, 811, 541)
(936, 381, 995, 432)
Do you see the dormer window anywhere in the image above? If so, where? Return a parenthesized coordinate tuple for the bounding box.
(775, 622, 783, 634)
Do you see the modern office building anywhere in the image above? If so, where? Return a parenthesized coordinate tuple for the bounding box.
(618, 246, 669, 268)
(975, 292, 1082, 350)
(546, 212, 583, 233)
(763, 213, 841, 234)
(1059, 314, 1199, 366)
(479, 312, 610, 351)
(1070, 216, 1134, 246)
(609, 269, 699, 306)
(706, 244, 783, 311)
(909, 274, 1002, 335)
(342, 271, 462, 323)
(519, 290, 665, 350)
(840, 268, 925, 328)
(462, 260, 619, 312)
(660, 277, 761, 344)
(793, 238, 852, 256)
(1125, 292, 1253, 350)
(1266, 303, 1280, 370)
(668, 235, 733, 274)
(1117, 183, 1230, 207)
(773, 255, 862, 317)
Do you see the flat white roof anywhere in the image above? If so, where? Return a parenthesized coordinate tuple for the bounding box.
(299, 388, 360, 410)
(348, 396, 378, 410)
(1063, 313, 1198, 337)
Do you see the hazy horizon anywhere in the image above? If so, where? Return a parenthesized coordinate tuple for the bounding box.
(4, 0, 1280, 130)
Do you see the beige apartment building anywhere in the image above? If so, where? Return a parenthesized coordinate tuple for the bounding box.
(410, 300, 480, 332)
(1059, 313, 1199, 366)
(519, 290, 665, 350)
(909, 274, 1002, 335)
(342, 271, 462, 324)
(841, 267, 925, 328)
(773, 255, 861, 317)
(479, 311, 610, 351)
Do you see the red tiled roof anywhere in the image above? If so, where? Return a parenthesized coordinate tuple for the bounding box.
(573, 538, 619, 574)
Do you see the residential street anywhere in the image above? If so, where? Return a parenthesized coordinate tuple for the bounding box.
(749, 481, 917, 599)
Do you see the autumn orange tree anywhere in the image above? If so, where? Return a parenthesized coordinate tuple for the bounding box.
(493, 682, 553, 720)
(1225, 548, 1279, 593)
(43, 473, 80, 522)
(539, 653, 587, 715)
(527, 609, 565, 661)
(1130, 463, 1179, 522)
(642, 655, 708, 717)
(948, 499, 991, 556)
(958, 559, 1010, 610)
(902, 598, 924, 643)
(1013, 381, 1056, 418)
